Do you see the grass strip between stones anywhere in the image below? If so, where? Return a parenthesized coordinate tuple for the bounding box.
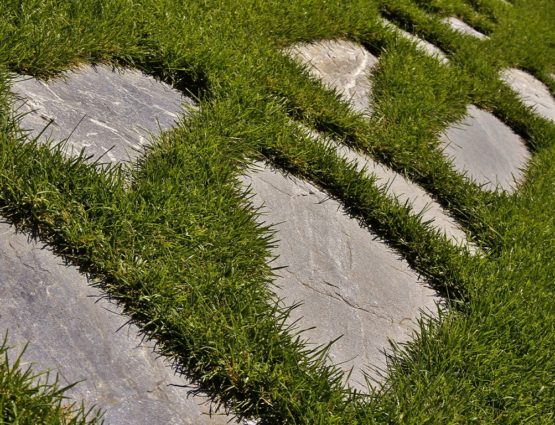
(0, 0, 554, 423)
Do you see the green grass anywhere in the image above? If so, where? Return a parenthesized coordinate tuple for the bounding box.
(0, 0, 554, 423)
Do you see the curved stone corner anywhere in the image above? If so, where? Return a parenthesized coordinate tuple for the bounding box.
(286, 39, 379, 115)
(0, 222, 235, 425)
(440, 105, 530, 192)
(11, 64, 194, 164)
(241, 163, 440, 391)
(501, 68, 555, 122)
(442, 17, 489, 40)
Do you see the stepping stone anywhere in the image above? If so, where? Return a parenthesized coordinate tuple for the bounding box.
(500, 68, 555, 122)
(442, 17, 489, 40)
(286, 40, 378, 115)
(241, 164, 440, 390)
(381, 18, 449, 64)
(288, 42, 470, 246)
(0, 222, 234, 425)
(11, 65, 194, 163)
(440, 105, 530, 191)
(4, 66, 237, 424)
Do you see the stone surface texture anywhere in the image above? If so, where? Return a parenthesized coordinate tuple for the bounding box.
(440, 105, 530, 192)
(0, 223, 233, 425)
(286, 40, 379, 115)
(11, 65, 193, 163)
(382, 18, 448, 64)
(241, 164, 440, 390)
(501, 68, 555, 122)
(442, 17, 489, 39)
(4, 65, 237, 424)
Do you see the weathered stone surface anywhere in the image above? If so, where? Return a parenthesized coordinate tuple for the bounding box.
(501, 68, 555, 122)
(286, 40, 378, 115)
(241, 164, 440, 390)
(382, 18, 448, 64)
(11, 65, 194, 163)
(0, 222, 234, 425)
(442, 17, 489, 40)
(440, 105, 530, 192)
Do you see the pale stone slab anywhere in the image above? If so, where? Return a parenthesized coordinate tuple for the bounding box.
(286, 40, 379, 115)
(442, 17, 489, 40)
(11, 65, 194, 163)
(241, 164, 440, 390)
(381, 18, 449, 64)
(440, 105, 530, 191)
(501, 68, 555, 122)
(0, 222, 234, 425)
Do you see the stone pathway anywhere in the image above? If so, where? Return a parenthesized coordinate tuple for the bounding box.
(241, 163, 439, 390)
(501, 68, 555, 122)
(442, 17, 489, 40)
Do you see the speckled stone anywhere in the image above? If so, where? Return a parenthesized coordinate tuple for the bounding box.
(440, 105, 530, 192)
(0, 222, 234, 425)
(286, 40, 379, 115)
(442, 17, 489, 40)
(501, 68, 555, 122)
(382, 18, 448, 64)
(11, 65, 194, 163)
(241, 163, 440, 390)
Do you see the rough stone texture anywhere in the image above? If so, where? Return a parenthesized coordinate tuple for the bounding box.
(440, 105, 530, 192)
(500, 68, 555, 122)
(0, 222, 234, 425)
(241, 164, 440, 390)
(382, 18, 448, 64)
(11, 65, 194, 163)
(286, 40, 379, 115)
(442, 17, 489, 40)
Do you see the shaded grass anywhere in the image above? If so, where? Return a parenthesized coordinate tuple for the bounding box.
(0, 0, 554, 423)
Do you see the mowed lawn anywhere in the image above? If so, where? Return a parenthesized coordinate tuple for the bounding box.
(0, 0, 554, 423)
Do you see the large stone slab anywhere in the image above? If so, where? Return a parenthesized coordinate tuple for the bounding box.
(501, 68, 555, 122)
(0, 222, 234, 425)
(241, 164, 440, 390)
(442, 17, 489, 40)
(381, 18, 448, 64)
(11, 65, 194, 163)
(440, 105, 530, 192)
(286, 40, 378, 115)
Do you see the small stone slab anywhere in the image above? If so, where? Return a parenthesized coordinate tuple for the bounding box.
(286, 40, 379, 115)
(241, 164, 440, 390)
(440, 105, 530, 192)
(11, 65, 194, 163)
(382, 18, 449, 64)
(500, 68, 555, 122)
(442, 17, 489, 40)
(0, 222, 233, 425)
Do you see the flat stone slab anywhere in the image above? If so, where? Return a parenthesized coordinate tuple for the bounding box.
(0, 222, 234, 425)
(241, 164, 440, 390)
(442, 17, 489, 40)
(440, 105, 530, 192)
(381, 18, 448, 64)
(500, 68, 555, 122)
(286, 40, 379, 115)
(11, 65, 194, 163)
